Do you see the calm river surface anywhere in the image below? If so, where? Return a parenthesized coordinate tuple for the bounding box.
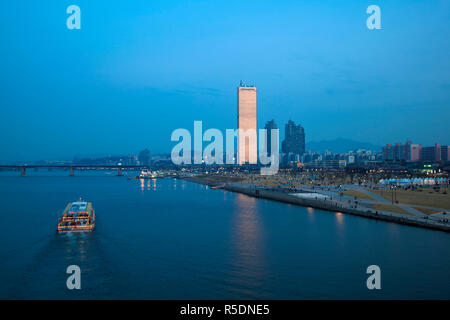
(0, 172, 449, 299)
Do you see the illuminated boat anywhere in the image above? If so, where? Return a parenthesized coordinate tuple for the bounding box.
(139, 168, 156, 179)
(57, 200, 95, 233)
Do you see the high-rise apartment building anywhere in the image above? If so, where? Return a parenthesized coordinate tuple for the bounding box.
(408, 143, 422, 161)
(382, 144, 394, 160)
(382, 141, 448, 162)
(237, 83, 257, 164)
(422, 144, 441, 162)
(441, 146, 450, 162)
(383, 142, 422, 161)
(393, 143, 403, 161)
(138, 148, 151, 166)
(282, 120, 305, 159)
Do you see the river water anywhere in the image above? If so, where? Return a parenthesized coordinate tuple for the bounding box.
(0, 172, 449, 299)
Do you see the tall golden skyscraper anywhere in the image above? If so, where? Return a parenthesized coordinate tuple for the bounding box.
(237, 83, 257, 164)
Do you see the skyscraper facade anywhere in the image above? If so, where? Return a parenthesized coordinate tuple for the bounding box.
(282, 120, 305, 161)
(237, 83, 257, 164)
(441, 145, 450, 162)
(408, 143, 422, 161)
(382, 144, 394, 160)
(264, 119, 278, 157)
(422, 144, 441, 162)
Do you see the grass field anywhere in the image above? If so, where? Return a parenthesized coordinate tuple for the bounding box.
(371, 203, 412, 215)
(371, 188, 450, 210)
(342, 189, 376, 200)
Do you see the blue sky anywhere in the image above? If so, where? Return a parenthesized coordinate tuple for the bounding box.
(0, 0, 449, 161)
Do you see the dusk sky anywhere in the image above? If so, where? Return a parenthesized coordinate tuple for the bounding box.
(0, 0, 449, 162)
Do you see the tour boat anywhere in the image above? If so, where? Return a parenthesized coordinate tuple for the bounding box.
(57, 200, 95, 233)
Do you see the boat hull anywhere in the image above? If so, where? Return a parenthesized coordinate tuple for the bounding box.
(57, 201, 95, 233)
(58, 228, 95, 233)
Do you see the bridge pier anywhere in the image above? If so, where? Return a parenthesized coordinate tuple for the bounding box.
(70, 167, 74, 177)
(21, 167, 26, 177)
(117, 168, 123, 176)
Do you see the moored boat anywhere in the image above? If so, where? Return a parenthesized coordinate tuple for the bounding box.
(57, 200, 95, 233)
(139, 168, 155, 179)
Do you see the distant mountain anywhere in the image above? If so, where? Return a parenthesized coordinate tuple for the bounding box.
(306, 138, 381, 153)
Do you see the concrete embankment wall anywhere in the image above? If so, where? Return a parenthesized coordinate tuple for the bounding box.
(224, 183, 450, 233)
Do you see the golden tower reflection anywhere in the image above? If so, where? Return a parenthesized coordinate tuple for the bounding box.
(230, 193, 267, 293)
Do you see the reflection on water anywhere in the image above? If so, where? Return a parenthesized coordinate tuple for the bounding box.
(335, 212, 344, 225)
(307, 206, 315, 222)
(139, 178, 156, 192)
(335, 212, 345, 236)
(229, 193, 267, 298)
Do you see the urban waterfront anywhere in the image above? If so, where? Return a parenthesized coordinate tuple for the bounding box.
(0, 172, 449, 299)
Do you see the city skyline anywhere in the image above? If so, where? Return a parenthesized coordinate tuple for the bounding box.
(12, 132, 450, 166)
(2, 118, 450, 164)
(0, 1, 449, 162)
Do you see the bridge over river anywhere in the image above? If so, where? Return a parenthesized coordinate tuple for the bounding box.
(0, 165, 149, 176)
